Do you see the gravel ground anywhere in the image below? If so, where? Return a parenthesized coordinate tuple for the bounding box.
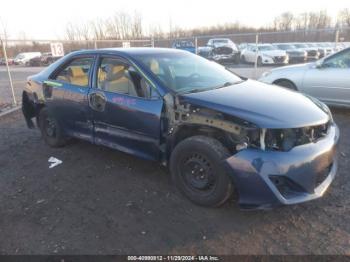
(0, 109, 349, 255)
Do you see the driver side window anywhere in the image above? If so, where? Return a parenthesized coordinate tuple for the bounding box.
(323, 49, 350, 69)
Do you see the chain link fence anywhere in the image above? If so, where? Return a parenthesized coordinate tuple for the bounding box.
(1, 28, 349, 113)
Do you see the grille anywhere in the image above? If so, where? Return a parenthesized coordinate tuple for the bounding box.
(273, 56, 286, 63)
(307, 50, 318, 56)
(264, 122, 330, 151)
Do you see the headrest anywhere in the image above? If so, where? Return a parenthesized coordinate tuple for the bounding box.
(105, 64, 126, 81)
(149, 59, 160, 74)
(68, 67, 85, 78)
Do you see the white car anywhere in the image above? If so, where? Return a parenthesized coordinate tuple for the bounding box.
(259, 47, 350, 107)
(14, 52, 42, 65)
(240, 44, 289, 65)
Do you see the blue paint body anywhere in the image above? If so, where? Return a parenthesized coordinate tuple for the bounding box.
(22, 48, 339, 209)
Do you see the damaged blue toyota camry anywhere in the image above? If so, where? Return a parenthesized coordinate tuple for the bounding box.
(22, 48, 339, 209)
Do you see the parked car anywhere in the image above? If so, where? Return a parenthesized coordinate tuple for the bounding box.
(238, 43, 249, 51)
(273, 43, 307, 63)
(200, 38, 240, 64)
(22, 48, 338, 209)
(259, 47, 350, 107)
(292, 43, 319, 60)
(0, 57, 14, 65)
(172, 40, 196, 54)
(29, 52, 62, 66)
(306, 43, 328, 58)
(316, 43, 333, 57)
(240, 44, 289, 65)
(14, 52, 41, 65)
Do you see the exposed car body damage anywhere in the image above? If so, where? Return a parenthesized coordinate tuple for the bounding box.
(198, 38, 240, 64)
(22, 48, 339, 209)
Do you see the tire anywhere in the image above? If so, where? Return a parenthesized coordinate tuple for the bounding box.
(38, 107, 67, 147)
(274, 80, 297, 90)
(170, 136, 233, 207)
(241, 55, 246, 64)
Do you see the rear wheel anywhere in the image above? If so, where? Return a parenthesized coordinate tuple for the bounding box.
(170, 136, 233, 207)
(274, 80, 297, 90)
(38, 108, 67, 147)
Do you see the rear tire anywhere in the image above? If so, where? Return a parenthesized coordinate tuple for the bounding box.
(274, 80, 297, 90)
(170, 136, 233, 207)
(38, 108, 67, 147)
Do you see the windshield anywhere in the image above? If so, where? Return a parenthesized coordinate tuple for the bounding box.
(258, 45, 276, 51)
(213, 39, 229, 44)
(294, 44, 308, 48)
(276, 44, 295, 50)
(136, 52, 242, 93)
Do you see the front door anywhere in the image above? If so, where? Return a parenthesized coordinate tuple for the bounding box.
(47, 56, 95, 142)
(89, 56, 163, 160)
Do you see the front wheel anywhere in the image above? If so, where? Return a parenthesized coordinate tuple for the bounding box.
(170, 136, 233, 207)
(38, 108, 67, 147)
(274, 80, 297, 90)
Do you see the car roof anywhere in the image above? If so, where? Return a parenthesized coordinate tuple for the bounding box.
(70, 47, 185, 57)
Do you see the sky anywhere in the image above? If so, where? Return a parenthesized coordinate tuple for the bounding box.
(0, 0, 349, 39)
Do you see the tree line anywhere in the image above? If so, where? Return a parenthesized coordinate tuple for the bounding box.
(64, 9, 350, 41)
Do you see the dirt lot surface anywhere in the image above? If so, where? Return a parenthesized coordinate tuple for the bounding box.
(0, 109, 349, 255)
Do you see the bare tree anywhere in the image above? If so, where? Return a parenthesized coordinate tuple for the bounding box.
(338, 8, 350, 26)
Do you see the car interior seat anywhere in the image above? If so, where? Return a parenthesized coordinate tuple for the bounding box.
(67, 66, 89, 86)
(101, 64, 138, 96)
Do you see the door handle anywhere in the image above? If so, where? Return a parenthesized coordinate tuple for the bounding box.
(88, 92, 107, 112)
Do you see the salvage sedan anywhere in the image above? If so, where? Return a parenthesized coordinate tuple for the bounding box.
(22, 48, 339, 209)
(259, 47, 350, 108)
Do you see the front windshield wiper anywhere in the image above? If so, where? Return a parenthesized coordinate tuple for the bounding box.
(179, 80, 245, 94)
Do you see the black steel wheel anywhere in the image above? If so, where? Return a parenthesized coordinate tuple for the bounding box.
(170, 136, 233, 207)
(39, 108, 67, 147)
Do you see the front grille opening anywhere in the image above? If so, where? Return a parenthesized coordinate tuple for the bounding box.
(264, 122, 330, 152)
(269, 175, 306, 199)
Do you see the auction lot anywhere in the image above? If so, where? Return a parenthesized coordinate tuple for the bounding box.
(0, 65, 350, 255)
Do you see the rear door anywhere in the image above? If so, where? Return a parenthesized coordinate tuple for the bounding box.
(46, 55, 95, 142)
(302, 48, 350, 106)
(89, 55, 163, 160)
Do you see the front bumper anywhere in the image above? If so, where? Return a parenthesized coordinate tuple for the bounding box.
(261, 56, 289, 65)
(289, 56, 307, 63)
(212, 53, 239, 62)
(225, 123, 339, 209)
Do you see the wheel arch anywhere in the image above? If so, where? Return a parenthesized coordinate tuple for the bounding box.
(272, 78, 298, 90)
(167, 124, 235, 159)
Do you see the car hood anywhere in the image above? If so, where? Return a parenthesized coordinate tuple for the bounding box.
(179, 79, 329, 129)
